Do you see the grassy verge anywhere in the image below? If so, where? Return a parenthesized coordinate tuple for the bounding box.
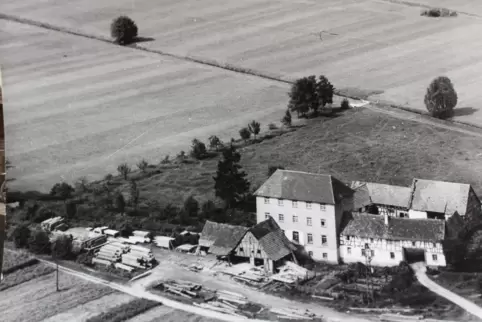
(2, 250, 38, 274)
(85, 298, 161, 322)
(0, 261, 55, 291)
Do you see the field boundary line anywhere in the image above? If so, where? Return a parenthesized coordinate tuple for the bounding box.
(2, 13, 482, 135)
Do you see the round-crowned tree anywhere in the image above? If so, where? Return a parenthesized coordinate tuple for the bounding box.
(110, 16, 138, 45)
(424, 76, 458, 119)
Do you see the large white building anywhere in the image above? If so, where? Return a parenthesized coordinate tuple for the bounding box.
(254, 170, 354, 263)
(339, 212, 446, 267)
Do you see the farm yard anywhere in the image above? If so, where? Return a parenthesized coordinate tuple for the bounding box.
(3, 0, 482, 126)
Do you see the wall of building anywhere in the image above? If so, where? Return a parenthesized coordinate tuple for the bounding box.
(377, 205, 409, 218)
(234, 231, 267, 259)
(408, 209, 428, 219)
(256, 196, 339, 263)
(339, 235, 446, 267)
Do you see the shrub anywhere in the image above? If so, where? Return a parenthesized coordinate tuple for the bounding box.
(75, 176, 89, 192)
(110, 16, 138, 45)
(117, 163, 131, 180)
(421, 8, 457, 17)
(51, 235, 73, 259)
(183, 195, 199, 217)
(12, 224, 31, 248)
(424, 76, 458, 119)
(208, 135, 223, 151)
(248, 120, 261, 140)
(50, 182, 75, 200)
(28, 229, 51, 254)
(341, 98, 350, 110)
(281, 109, 292, 127)
(268, 123, 278, 130)
(190, 139, 208, 160)
(239, 127, 251, 142)
(136, 159, 149, 173)
(104, 173, 113, 182)
(160, 155, 171, 164)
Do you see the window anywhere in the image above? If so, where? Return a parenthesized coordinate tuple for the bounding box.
(347, 247, 352, 254)
(293, 215, 298, 223)
(370, 238, 374, 243)
(292, 231, 299, 243)
(308, 251, 313, 257)
(346, 236, 350, 241)
(321, 235, 327, 245)
(432, 254, 438, 261)
(240, 247, 244, 252)
(279, 214, 284, 222)
(390, 252, 395, 259)
(307, 233, 313, 244)
(265, 212, 270, 219)
(388, 240, 393, 245)
(321, 219, 326, 227)
(278, 199, 284, 206)
(361, 249, 366, 256)
(292, 201, 298, 208)
(322, 253, 328, 259)
(307, 217, 312, 226)
(432, 243, 436, 248)
(412, 241, 416, 247)
(306, 202, 312, 209)
(264, 197, 270, 204)
(320, 204, 326, 211)
(371, 250, 375, 257)
(282, 229, 285, 235)
(400, 212, 407, 218)
(257, 250, 261, 254)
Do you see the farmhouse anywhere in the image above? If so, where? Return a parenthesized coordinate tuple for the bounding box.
(351, 181, 411, 218)
(254, 169, 354, 263)
(339, 212, 446, 267)
(408, 178, 482, 222)
(233, 217, 297, 273)
(198, 220, 249, 257)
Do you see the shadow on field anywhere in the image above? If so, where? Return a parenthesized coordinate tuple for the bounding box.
(453, 107, 477, 117)
(131, 37, 155, 44)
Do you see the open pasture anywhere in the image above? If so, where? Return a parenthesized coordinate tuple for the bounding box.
(0, 19, 289, 192)
(2, 0, 482, 125)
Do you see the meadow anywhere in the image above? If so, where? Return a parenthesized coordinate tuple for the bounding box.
(2, 0, 482, 125)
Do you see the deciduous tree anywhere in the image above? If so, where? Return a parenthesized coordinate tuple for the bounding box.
(288, 76, 317, 117)
(51, 235, 73, 259)
(190, 139, 208, 160)
(50, 182, 75, 201)
(136, 159, 149, 173)
(248, 120, 261, 140)
(184, 195, 200, 217)
(29, 229, 51, 254)
(424, 76, 458, 119)
(12, 224, 31, 248)
(117, 163, 131, 180)
(316, 75, 335, 109)
(239, 127, 251, 143)
(110, 16, 138, 45)
(281, 109, 292, 127)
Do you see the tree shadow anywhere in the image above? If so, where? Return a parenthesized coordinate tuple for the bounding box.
(132, 36, 155, 44)
(453, 107, 478, 117)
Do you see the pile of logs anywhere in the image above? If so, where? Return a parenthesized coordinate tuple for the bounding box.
(160, 280, 203, 299)
(270, 307, 317, 320)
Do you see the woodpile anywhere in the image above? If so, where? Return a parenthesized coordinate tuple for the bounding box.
(270, 307, 317, 320)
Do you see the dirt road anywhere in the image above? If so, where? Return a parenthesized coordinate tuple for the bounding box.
(411, 262, 482, 319)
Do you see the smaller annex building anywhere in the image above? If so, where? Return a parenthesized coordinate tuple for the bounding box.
(199, 218, 296, 273)
(339, 212, 446, 267)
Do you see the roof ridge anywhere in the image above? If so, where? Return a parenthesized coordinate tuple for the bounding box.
(328, 175, 335, 204)
(279, 169, 331, 177)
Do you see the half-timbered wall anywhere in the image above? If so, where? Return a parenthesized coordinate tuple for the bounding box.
(234, 231, 267, 260)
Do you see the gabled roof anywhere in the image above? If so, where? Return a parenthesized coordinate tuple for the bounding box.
(199, 221, 249, 256)
(351, 181, 411, 209)
(254, 170, 354, 204)
(199, 220, 249, 250)
(340, 212, 445, 242)
(249, 217, 296, 261)
(409, 178, 472, 216)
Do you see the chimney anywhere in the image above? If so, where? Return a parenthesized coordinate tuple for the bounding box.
(384, 212, 389, 226)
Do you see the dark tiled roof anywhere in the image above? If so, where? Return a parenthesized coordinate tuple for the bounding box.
(351, 181, 411, 208)
(251, 217, 296, 261)
(409, 178, 470, 215)
(340, 212, 445, 242)
(254, 170, 353, 204)
(199, 220, 249, 253)
(353, 184, 372, 209)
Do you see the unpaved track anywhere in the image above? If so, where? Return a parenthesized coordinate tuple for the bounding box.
(411, 262, 482, 319)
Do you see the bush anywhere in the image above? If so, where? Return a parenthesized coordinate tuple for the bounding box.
(341, 98, 350, 110)
(208, 135, 223, 151)
(28, 229, 51, 254)
(421, 8, 457, 17)
(50, 182, 75, 200)
(239, 127, 251, 142)
(190, 139, 208, 160)
(268, 123, 278, 130)
(281, 109, 292, 127)
(136, 159, 149, 173)
(248, 120, 261, 140)
(117, 163, 132, 180)
(424, 76, 458, 119)
(51, 234, 73, 259)
(12, 224, 31, 248)
(110, 16, 138, 45)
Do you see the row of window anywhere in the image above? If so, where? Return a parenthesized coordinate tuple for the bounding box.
(308, 251, 328, 259)
(264, 197, 326, 210)
(307, 233, 328, 245)
(344, 236, 437, 248)
(345, 248, 438, 261)
(265, 213, 326, 227)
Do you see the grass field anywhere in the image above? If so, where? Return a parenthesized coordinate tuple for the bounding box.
(2, 0, 482, 126)
(1, 19, 289, 192)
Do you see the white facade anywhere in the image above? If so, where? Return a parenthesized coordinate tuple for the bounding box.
(256, 196, 341, 263)
(339, 235, 446, 267)
(408, 209, 428, 219)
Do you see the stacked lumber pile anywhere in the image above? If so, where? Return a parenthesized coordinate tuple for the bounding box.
(194, 290, 249, 317)
(108, 241, 130, 253)
(271, 262, 309, 284)
(95, 244, 123, 263)
(270, 307, 317, 320)
(161, 280, 203, 299)
(379, 313, 424, 322)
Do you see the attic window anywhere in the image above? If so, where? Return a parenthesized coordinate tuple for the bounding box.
(320, 204, 326, 211)
(239, 247, 244, 252)
(264, 198, 270, 204)
(306, 202, 312, 209)
(292, 201, 298, 208)
(278, 199, 284, 206)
